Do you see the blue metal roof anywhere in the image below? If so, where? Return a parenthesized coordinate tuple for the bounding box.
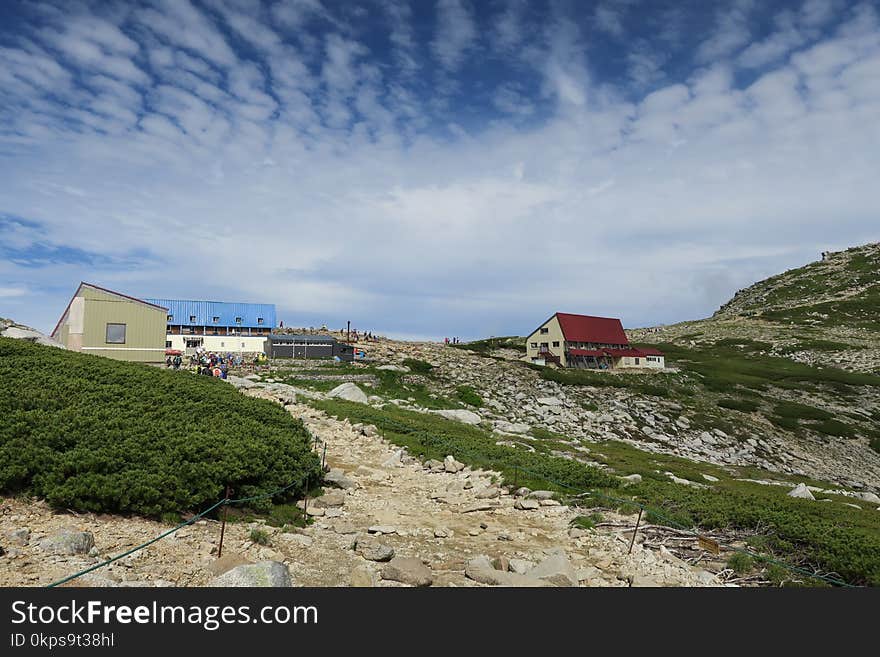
(144, 298, 276, 328)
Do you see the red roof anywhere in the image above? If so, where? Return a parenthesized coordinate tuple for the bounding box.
(555, 313, 629, 345)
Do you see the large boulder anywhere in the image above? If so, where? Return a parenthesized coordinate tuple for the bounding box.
(311, 490, 346, 508)
(526, 550, 578, 587)
(208, 561, 291, 587)
(429, 409, 482, 425)
(324, 469, 357, 490)
(787, 483, 815, 500)
(354, 537, 395, 562)
(39, 529, 94, 555)
(327, 382, 369, 404)
(381, 557, 433, 587)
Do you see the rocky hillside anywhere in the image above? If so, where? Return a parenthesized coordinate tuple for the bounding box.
(631, 242, 880, 374)
(714, 242, 879, 326)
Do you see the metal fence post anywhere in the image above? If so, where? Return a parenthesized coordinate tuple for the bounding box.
(628, 507, 644, 555)
(218, 485, 231, 558)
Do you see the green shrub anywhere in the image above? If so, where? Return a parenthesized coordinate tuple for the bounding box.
(772, 401, 832, 421)
(249, 528, 270, 545)
(812, 419, 856, 438)
(727, 552, 754, 575)
(402, 358, 434, 374)
(770, 415, 800, 431)
(717, 398, 759, 412)
(570, 513, 603, 530)
(0, 338, 322, 517)
(456, 385, 484, 407)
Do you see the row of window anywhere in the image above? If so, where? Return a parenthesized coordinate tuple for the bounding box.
(530, 341, 559, 348)
(167, 314, 264, 325)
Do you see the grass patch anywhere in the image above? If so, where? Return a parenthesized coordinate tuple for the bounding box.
(249, 528, 271, 545)
(812, 419, 857, 438)
(455, 385, 484, 407)
(717, 398, 759, 412)
(727, 552, 754, 575)
(402, 358, 435, 375)
(772, 401, 833, 421)
(570, 512, 604, 530)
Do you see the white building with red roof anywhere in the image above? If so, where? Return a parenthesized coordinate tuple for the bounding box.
(524, 312, 665, 370)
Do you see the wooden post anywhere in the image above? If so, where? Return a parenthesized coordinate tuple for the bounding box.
(303, 476, 310, 519)
(218, 485, 231, 558)
(628, 507, 644, 555)
(322, 444, 327, 470)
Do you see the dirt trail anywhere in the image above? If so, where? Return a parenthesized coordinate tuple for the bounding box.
(0, 399, 720, 587)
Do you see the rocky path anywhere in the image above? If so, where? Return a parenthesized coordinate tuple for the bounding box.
(0, 398, 720, 588)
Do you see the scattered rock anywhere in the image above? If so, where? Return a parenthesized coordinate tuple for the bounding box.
(39, 529, 95, 555)
(208, 561, 292, 587)
(350, 565, 377, 587)
(382, 450, 403, 467)
(444, 455, 466, 473)
(381, 557, 433, 587)
(354, 538, 395, 562)
(5, 529, 30, 546)
(464, 556, 552, 587)
(368, 525, 397, 535)
(514, 499, 540, 510)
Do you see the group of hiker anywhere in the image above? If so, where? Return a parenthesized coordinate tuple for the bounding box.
(444, 337, 461, 345)
(340, 328, 378, 342)
(165, 348, 267, 379)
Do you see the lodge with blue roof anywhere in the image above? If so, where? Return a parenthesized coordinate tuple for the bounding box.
(144, 297, 276, 353)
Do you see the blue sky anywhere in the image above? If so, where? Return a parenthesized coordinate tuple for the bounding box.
(1, 0, 878, 340)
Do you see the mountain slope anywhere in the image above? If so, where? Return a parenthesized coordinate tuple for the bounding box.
(631, 242, 880, 375)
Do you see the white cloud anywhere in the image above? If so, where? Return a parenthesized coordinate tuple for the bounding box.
(696, 0, 755, 62)
(431, 0, 477, 71)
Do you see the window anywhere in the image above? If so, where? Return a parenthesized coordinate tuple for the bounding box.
(165, 340, 172, 348)
(167, 315, 173, 322)
(552, 341, 560, 348)
(105, 323, 126, 344)
(221, 342, 224, 348)
(257, 317, 264, 325)
(539, 327, 549, 334)
(540, 342, 549, 348)
(213, 316, 220, 323)
(634, 358, 640, 365)
(235, 317, 242, 324)
(530, 342, 538, 348)
(189, 315, 196, 323)
(241, 342, 245, 348)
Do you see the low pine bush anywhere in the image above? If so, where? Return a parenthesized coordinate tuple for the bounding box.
(0, 338, 322, 517)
